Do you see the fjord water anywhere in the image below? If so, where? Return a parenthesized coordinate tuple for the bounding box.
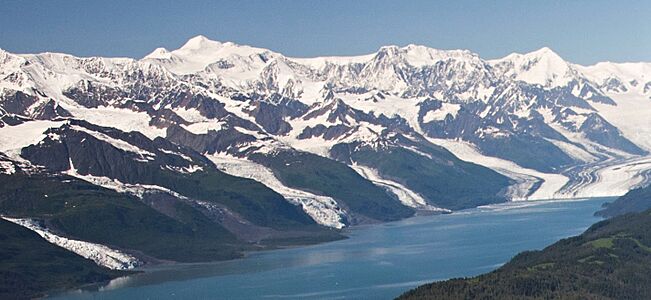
(54, 198, 607, 300)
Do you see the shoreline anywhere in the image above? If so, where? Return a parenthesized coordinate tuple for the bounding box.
(50, 197, 610, 298)
(125, 197, 615, 271)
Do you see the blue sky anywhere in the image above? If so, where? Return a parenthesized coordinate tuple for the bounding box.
(1, 0, 650, 65)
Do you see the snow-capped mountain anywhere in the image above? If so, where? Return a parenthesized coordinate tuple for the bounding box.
(490, 47, 579, 88)
(2, 36, 651, 233)
(4, 35, 651, 271)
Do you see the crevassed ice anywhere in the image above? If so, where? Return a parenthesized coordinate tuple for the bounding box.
(209, 154, 347, 229)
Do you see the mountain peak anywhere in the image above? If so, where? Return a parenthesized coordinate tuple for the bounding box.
(499, 47, 563, 63)
(180, 35, 222, 51)
(373, 44, 480, 67)
(491, 46, 574, 88)
(377, 45, 401, 55)
(143, 47, 172, 60)
(526, 47, 564, 61)
(533, 46, 555, 54)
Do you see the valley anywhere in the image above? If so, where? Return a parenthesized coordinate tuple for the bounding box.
(50, 198, 607, 300)
(1, 36, 651, 298)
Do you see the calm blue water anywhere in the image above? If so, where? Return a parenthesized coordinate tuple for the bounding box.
(53, 198, 607, 300)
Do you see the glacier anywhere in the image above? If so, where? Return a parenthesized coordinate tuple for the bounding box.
(2, 216, 141, 270)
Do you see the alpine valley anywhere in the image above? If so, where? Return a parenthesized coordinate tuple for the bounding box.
(1, 36, 651, 298)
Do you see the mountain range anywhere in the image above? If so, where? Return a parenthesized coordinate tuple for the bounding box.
(1, 36, 651, 288)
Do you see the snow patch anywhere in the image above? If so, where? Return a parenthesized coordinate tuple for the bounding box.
(173, 107, 208, 123)
(0, 120, 65, 159)
(0, 161, 16, 174)
(65, 106, 166, 139)
(180, 121, 225, 134)
(422, 103, 461, 123)
(71, 125, 156, 161)
(158, 148, 192, 161)
(2, 217, 141, 270)
(545, 138, 598, 163)
(351, 164, 448, 212)
(208, 154, 346, 229)
(66, 158, 190, 200)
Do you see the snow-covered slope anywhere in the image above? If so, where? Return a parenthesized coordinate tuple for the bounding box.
(490, 47, 577, 88)
(143, 35, 275, 75)
(576, 62, 651, 151)
(2, 35, 651, 208)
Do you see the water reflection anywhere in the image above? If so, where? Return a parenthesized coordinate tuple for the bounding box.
(100, 276, 134, 291)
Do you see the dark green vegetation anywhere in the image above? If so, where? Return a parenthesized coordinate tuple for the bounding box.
(20, 122, 316, 230)
(596, 184, 651, 218)
(141, 169, 317, 230)
(252, 150, 414, 222)
(479, 135, 575, 173)
(399, 207, 651, 299)
(344, 145, 510, 210)
(0, 219, 125, 300)
(0, 171, 342, 298)
(0, 173, 245, 262)
(0, 127, 346, 299)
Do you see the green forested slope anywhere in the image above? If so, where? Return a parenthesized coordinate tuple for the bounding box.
(399, 208, 651, 300)
(0, 219, 126, 300)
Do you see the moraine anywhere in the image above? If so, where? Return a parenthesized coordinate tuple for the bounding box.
(52, 198, 607, 300)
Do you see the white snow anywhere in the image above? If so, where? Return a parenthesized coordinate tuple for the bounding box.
(591, 91, 651, 151)
(278, 93, 424, 158)
(143, 47, 172, 60)
(538, 107, 632, 158)
(292, 44, 477, 68)
(66, 157, 190, 200)
(65, 106, 166, 139)
(569, 156, 651, 198)
(180, 121, 225, 134)
(545, 138, 598, 163)
(0, 161, 16, 174)
(490, 47, 575, 88)
(421, 103, 461, 123)
(144, 35, 274, 75)
(158, 148, 192, 161)
(479, 105, 492, 118)
(71, 125, 156, 161)
(3, 39, 651, 210)
(0, 120, 65, 158)
(172, 107, 208, 123)
(164, 164, 204, 174)
(276, 135, 332, 158)
(290, 54, 375, 69)
(208, 154, 346, 229)
(428, 138, 569, 200)
(351, 164, 449, 212)
(577, 61, 651, 92)
(401, 45, 478, 67)
(2, 217, 141, 270)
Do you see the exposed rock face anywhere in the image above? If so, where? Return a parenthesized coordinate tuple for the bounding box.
(2, 37, 651, 225)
